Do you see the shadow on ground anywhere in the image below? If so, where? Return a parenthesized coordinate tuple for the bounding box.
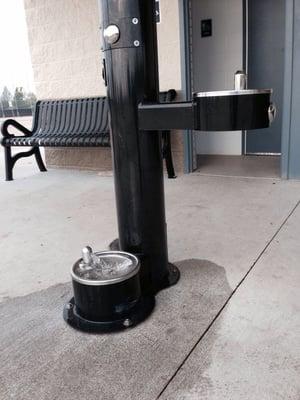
(0, 259, 232, 400)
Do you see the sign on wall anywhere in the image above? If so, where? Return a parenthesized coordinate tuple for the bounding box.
(155, 0, 161, 24)
(201, 19, 212, 37)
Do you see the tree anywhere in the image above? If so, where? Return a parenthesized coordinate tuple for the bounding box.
(11, 87, 37, 109)
(12, 87, 26, 108)
(0, 86, 12, 109)
(25, 91, 37, 108)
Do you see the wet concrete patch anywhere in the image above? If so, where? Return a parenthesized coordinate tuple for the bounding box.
(0, 260, 232, 400)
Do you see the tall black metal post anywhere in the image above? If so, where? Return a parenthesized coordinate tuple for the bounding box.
(100, 0, 179, 294)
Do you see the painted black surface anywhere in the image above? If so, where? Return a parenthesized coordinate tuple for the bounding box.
(139, 101, 194, 130)
(62, 0, 275, 334)
(1, 92, 177, 180)
(72, 273, 141, 322)
(100, 0, 175, 294)
(1, 118, 47, 181)
(64, 295, 155, 333)
(1, 97, 110, 147)
(195, 93, 271, 131)
(138, 92, 271, 131)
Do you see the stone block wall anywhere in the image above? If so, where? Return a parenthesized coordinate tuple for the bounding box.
(23, 0, 184, 174)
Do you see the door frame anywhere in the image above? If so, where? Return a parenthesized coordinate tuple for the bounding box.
(179, 0, 195, 173)
(242, 0, 248, 154)
(281, 0, 298, 179)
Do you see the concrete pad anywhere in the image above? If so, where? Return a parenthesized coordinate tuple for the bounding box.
(0, 170, 118, 301)
(1, 166, 300, 399)
(165, 173, 300, 287)
(196, 155, 281, 178)
(160, 205, 300, 400)
(1, 170, 300, 301)
(0, 259, 232, 400)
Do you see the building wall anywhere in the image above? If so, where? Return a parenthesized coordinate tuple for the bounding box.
(23, 0, 184, 173)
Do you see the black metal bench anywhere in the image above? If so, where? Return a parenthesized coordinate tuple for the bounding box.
(1, 90, 177, 181)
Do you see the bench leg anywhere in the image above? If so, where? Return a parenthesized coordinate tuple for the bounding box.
(162, 131, 176, 179)
(165, 147, 176, 179)
(34, 147, 47, 172)
(4, 147, 13, 181)
(3, 146, 46, 181)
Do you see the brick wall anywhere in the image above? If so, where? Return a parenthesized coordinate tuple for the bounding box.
(24, 0, 184, 174)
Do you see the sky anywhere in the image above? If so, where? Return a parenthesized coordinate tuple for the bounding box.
(0, 0, 35, 94)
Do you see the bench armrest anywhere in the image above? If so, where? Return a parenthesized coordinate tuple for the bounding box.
(1, 119, 32, 138)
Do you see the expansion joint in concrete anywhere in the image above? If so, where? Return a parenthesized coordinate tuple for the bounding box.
(156, 199, 300, 399)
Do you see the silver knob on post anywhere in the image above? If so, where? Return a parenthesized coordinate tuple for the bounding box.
(234, 70, 247, 91)
(103, 24, 120, 45)
(268, 103, 277, 124)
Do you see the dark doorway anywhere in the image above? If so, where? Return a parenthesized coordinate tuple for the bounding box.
(245, 0, 285, 154)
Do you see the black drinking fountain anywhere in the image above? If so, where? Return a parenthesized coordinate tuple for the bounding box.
(63, 0, 276, 333)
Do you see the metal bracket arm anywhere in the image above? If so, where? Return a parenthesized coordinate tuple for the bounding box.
(139, 88, 273, 132)
(138, 101, 194, 131)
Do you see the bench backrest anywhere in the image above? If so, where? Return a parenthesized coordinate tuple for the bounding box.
(159, 89, 177, 103)
(32, 97, 109, 135)
(32, 91, 177, 135)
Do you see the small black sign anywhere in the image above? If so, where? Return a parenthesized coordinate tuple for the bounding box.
(155, 0, 160, 24)
(201, 19, 212, 37)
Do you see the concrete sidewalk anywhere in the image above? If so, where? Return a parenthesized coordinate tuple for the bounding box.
(0, 167, 299, 399)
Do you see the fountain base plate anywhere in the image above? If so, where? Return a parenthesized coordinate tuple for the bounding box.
(63, 294, 155, 333)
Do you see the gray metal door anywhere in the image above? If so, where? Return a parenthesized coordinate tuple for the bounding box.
(245, 0, 285, 154)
